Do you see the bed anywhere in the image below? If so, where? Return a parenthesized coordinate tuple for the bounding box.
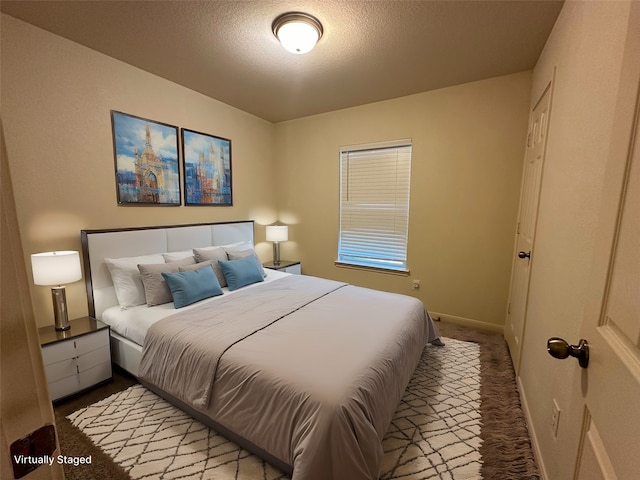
(81, 220, 442, 480)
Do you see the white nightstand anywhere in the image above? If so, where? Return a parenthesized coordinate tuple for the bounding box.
(38, 316, 112, 402)
(263, 260, 301, 275)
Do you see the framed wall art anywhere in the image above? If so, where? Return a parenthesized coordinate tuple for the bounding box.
(111, 110, 181, 205)
(181, 128, 232, 206)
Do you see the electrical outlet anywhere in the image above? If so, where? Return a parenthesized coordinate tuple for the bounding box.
(551, 399, 561, 438)
(412, 279, 420, 290)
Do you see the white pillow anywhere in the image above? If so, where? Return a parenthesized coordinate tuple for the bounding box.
(105, 254, 165, 308)
(223, 241, 252, 250)
(162, 250, 194, 262)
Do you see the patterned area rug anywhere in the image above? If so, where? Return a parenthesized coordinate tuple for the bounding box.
(68, 337, 480, 479)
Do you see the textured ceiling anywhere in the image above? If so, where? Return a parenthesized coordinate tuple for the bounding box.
(1, 0, 563, 123)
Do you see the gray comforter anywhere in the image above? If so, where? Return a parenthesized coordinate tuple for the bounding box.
(139, 275, 440, 480)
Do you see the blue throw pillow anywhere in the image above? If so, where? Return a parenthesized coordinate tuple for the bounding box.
(162, 266, 223, 308)
(218, 255, 264, 291)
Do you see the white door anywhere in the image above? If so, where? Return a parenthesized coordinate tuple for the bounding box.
(569, 10, 640, 478)
(505, 81, 552, 373)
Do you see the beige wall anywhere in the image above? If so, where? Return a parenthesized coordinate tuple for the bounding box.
(517, 2, 634, 478)
(1, 15, 277, 327)
(274, 72, 531, 330)
(3, 13, 531, 332)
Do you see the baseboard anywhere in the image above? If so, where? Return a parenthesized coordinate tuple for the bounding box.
(430, 311, 504, 334)
(517, 376, 548, 480)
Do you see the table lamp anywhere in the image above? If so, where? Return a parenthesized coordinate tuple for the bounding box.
(31, 251, 82, 331)
(266, 225, 288, 266)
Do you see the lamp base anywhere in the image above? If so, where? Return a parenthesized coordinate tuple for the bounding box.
(52, 286, 71, 331)
(272, 241, 281, 266)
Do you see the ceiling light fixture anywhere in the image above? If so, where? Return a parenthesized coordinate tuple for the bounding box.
(272, 12, 323, 54)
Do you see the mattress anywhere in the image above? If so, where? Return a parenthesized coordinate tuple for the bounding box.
(138, 274, 441, 480)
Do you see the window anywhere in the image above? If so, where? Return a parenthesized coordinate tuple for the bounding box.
(337, 140, 412, 273)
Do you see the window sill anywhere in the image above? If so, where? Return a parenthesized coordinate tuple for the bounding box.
(334, 261, 410, 276)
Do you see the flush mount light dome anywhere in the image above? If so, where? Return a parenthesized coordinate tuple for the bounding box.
(272, 12, 323, 54)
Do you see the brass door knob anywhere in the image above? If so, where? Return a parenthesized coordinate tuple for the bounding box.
(547, 337, 589, 368)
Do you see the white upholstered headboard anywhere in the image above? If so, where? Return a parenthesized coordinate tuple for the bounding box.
(81, 221, 254, 320)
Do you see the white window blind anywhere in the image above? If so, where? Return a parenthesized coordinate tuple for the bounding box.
(338, 141, 411, 272)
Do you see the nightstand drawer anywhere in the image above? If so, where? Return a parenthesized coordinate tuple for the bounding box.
(41, 328, 109, 365)
(44, 345, 111, 383)
(77, 345, 110, 373)
(46, 361, 112, 402)
(39, 317, 112, 402)
(75, 329, 110, 355)
(48, 375, 81, 402)
(78, 362, 112, 390)
(44, 357, 77, 383)
(41, 340, 76, 366)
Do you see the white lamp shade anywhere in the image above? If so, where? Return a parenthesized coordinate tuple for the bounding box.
(266, 225, 289, 242)
(31, 251, 82, 286)
(276, 21, 320, 54)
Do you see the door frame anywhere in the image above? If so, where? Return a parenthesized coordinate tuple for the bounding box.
(505, 71, 555, 374)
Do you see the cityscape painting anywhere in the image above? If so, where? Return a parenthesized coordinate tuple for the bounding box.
(111, 111, 180, 205)
(181, 128, 232, 206)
